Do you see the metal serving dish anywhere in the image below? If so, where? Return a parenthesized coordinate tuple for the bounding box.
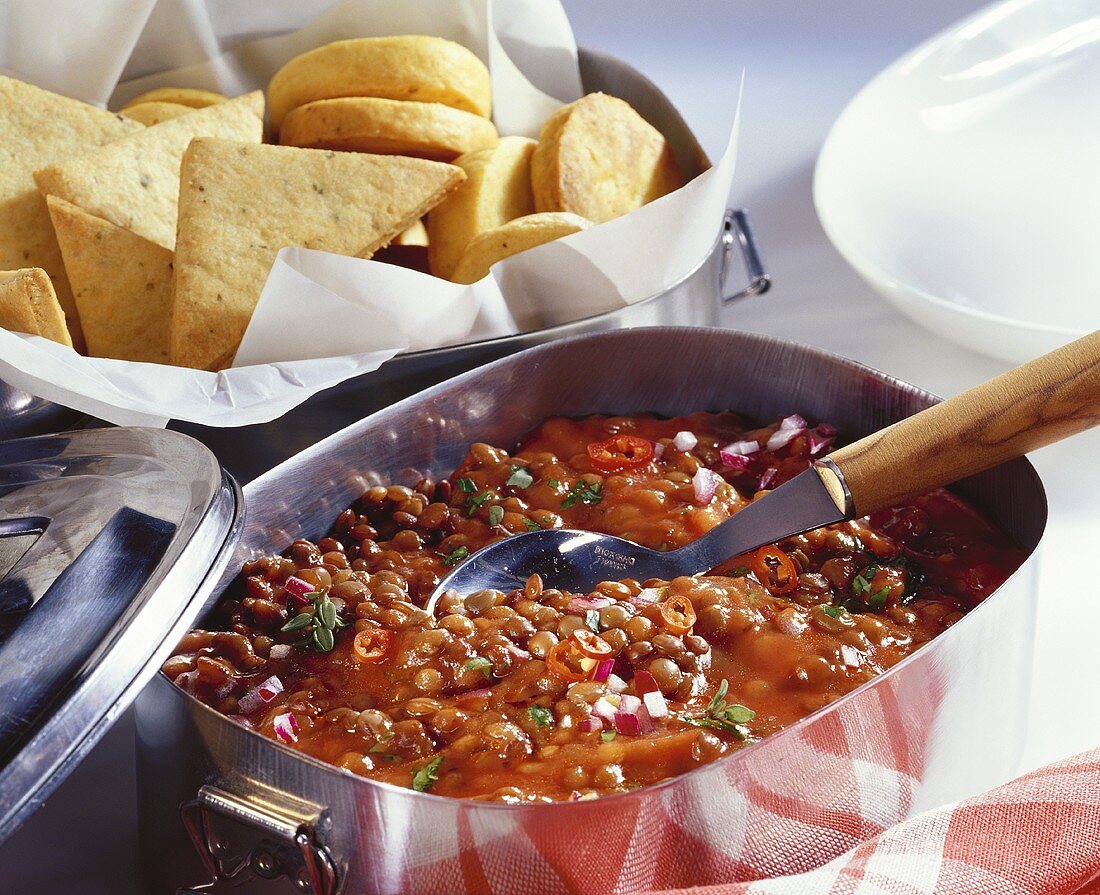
(135, 327, 1046, 894)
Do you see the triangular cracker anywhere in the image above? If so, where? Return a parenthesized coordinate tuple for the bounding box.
(34, 91, 264, 251)
(171, 139, 465, 371)
(0, 75, 142, 351)
(0, 267, 73, 347)
(47, 196, 172, 363)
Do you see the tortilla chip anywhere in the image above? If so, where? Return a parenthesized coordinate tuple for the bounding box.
(47, 196, 171, 363)
(171, 139, 465, 371)
(0, 75, 142, 351)
(34, 91, 264, 251)
(0, 267, 73, 347)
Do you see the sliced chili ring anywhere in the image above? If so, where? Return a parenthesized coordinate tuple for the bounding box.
(659, 595, 697, 635)
(586, 434, 654, 474)
(569, 628, 613, 659)
(352, 627, 391, 663)
(546, 640, 590, 682)
(751, 545, 799, 595)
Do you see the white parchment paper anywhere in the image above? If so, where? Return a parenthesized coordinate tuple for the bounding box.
(0, 0, 739, 427)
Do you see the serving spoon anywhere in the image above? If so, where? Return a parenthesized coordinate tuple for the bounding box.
(425, 331, 1100, 612)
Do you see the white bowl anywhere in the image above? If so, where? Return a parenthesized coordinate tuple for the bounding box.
(814, 0, 1099, 363)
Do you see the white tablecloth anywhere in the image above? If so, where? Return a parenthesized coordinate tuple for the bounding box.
(3, 1, 1097, 889)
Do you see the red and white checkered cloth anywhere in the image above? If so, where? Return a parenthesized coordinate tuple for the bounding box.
(643, 748, 1100, 895)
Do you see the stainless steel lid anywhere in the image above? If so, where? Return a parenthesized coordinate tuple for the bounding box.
(0, 427, 242, 842)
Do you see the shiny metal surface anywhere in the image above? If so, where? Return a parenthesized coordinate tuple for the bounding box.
(427, 466, 843, 608)
(175, 46, 770, 485)
(0, 428, 243, 844)
(136, 327, 1046, 894)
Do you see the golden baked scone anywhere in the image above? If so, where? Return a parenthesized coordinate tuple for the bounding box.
(427, 136, 536, 280)
(0, 267, 73, 347)
(0, 75, 142, 351)
(171, 139, 465, 371)
(531, 92, 685, 224)
(450, 211, 590, 284)
(280, 97, 498, 161)
(123, 87, 227, 109)
(120, 101, 192, 126)
(268, 36, 491, 133)
(47, 196, 172, 363)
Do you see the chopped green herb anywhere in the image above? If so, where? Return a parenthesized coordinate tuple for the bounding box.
(600, 730, 617, 742)
(585, 609, 600, 633)
(466, 490, 492, 517)
(823, 604, 847, 619)
(523, 517, 542, 532)
(466, 656, 493, 679)
(279, 592, 346, 653)
(867, 588, 890, 610)
(456, 477, 477, 493)
(683, 678, 755, 740)
(488, 504, 505, 527)
(507, 466, 534, 489)
(412, 755, 443, 792)
(728, 566, 752, 577)
(547, 478, 561, 489)
(527, 705, 552, 727)
(561, 480, 603, 509)
(851, 563, 880, 598)
(440, 545, 469, 566)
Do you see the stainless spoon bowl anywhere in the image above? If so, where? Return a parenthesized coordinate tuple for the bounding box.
(425, 463, 848, 612)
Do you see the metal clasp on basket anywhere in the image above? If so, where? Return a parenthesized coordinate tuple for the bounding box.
(178, 785, 339, 894)
(720, 208, 771, 303)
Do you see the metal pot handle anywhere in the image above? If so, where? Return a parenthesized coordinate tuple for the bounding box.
(720, 208, 771, 303)
(177, 785, 339, 894)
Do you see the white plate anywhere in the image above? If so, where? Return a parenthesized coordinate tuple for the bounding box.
(814, 0, 1099, 363)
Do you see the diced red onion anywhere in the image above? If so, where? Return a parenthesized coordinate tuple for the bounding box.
(766, 414, 809, 451)
(567, 596, 612, 612)
(840, 645, 863, 668)
(653, 442, 666, 460)
(719, 451, 753, 471)
(284, 576, 314, 599)
(633, 670, 659, 695)
(593, 697, 619, 721)
(637, 705, 655, 734)
(673, 431, 697, 452)
(642, 690, 669, 719)
(457, 687, 492, 700)
(758, 467, 779, 490)
(606, 674, 627, 694)
(215, 679, 236, 700)
(808, 423, 838, 457)
(577, 716, 603, 733)
(613, 711, 642, 736)
(692, 467, 719, 505)
(618, 694, 642, 714)
(629, 588, 662, 606)
(593, 658, 614, 682)
(273, 711, 298, 744)
(237, 675, 283, 715)
(269, 644, 291, 660)
(723, 439, 760, 456)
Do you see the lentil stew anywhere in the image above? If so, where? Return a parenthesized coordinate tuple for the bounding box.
(164, 412, 1025, 802)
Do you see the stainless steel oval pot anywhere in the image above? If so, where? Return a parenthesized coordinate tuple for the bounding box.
(135, 326, 1046, 895)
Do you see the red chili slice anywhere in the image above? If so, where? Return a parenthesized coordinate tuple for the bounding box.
(352, 627, 391, 663)
(659, 596, 697, 635)
(569, 628, 614, 659)
(546, 640, 590, 682)
(586, 435, 654, 474)
(751, 545, 799, 595)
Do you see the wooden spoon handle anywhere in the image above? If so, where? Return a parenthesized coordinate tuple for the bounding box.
(826, 330, 1100, 517)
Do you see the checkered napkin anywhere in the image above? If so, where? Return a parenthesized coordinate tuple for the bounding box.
(645, 748, 1100, 895)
